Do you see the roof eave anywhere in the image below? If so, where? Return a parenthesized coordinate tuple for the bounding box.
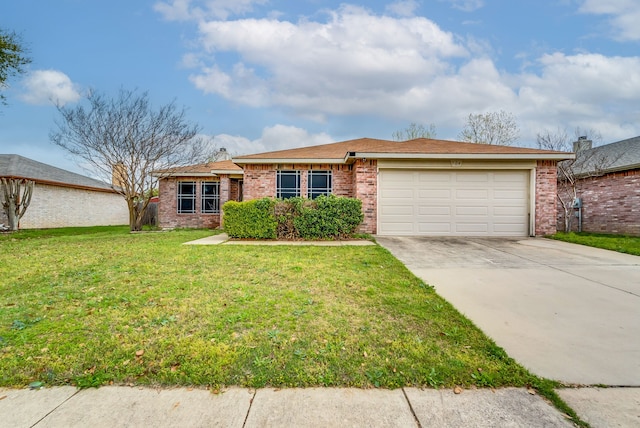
(350, 152, 574, 161)
(233, 158, 345, 165)
(210, 169, 244, 175)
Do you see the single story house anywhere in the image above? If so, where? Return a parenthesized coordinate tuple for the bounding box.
(157, 138, 571, 236)
(562, 136, 640, 235)
(155, 159, 243, 229)
(0, 154, 129, 229)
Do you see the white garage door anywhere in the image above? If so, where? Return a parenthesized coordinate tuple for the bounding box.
(378, 170, 530, 236)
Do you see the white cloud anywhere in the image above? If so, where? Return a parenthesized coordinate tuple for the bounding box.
(442, 0, 485, 12)
(154, 0, 267, 21)
(20, 70, 82, 106)
(212, 125, 334, 156)
(173, 3, 640, 145)
(385, 0, 419, 17)
(579, 0, 640, 41)
(190, 5, 467, 119)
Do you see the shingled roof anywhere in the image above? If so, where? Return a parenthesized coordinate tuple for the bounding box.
(0, 154, 115, 192)
(152, 159, 243, 177)
(233, 137, 572, 164)
(574, 136, 640, 175)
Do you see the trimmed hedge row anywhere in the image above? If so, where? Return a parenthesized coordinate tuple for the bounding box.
(222, 195, 364, 240)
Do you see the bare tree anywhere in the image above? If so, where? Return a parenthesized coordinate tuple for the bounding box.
(1, 178, 33, 231)
(392, 122, 437, 141)
(51, 88, 215, 231)
(537, 127, 616, 232)
(458, 110, 520, 146)
(0, 28, 32, 106)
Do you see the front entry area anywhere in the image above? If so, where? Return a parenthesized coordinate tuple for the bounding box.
(378, 169, 530, 236)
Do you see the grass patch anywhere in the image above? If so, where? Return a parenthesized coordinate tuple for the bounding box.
(551, 232, 640, 256)
(1, 228, 539, 392)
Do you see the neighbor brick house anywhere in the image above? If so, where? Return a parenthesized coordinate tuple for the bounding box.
(0, 154, 128, 229)
(154, 159, 243, 229)
(561, 136, 640, 236)
(157, 138, 571, 236)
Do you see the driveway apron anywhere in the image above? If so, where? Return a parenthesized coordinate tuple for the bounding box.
(376, 236, 640, 386)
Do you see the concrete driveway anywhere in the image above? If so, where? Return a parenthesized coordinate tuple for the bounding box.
(376, 236, 640, 386)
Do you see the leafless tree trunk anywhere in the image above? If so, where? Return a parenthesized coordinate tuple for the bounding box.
(51, 88, 218, 231)
(1, 177, 34, 231)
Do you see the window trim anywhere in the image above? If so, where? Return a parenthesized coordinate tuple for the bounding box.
(177, 181, 196, 214)
(307, 170, 333, 199)
(201, 181, 220, 214)
(276, 170, 301, 199)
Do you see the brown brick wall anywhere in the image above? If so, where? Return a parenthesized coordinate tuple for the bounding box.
(240, 163, 368, 229)
(242, 165, 276, 200)
(562, 168, 640, 236)
(158, 177, 220, 229)
(353, 159, 378, 234)
(535, 160, 559, 236)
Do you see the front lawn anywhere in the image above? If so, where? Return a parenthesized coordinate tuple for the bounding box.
(1, 227, 534, 390)
(551, 232, 640, 256)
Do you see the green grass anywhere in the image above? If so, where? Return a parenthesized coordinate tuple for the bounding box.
(551, 232, 640, 256)
(0, 227, 540, 390)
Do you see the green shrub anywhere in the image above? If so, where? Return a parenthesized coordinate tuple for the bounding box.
(222, 198, 277, 239)
(292, 195, 363, 240)
(223, 195, 363, 240)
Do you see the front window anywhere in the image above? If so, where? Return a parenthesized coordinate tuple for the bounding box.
(202, 181, 220, 214)
(277, 171, 301, 199)
(177, 181, 196, 213)
(308, 171, 332, 199)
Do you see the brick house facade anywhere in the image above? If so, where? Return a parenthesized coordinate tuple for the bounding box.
(157, 139, 570, 235)
(558, 136, 640, 236)
(154, 160, 243, 229)
(564, 168, 640, 235)
(234, 139, 570, 236)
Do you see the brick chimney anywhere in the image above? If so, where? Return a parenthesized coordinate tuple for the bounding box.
(573, 136, 592, 152)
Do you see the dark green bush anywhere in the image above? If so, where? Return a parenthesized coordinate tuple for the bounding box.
(222, 198, 277, 239)
(292, 195, 363, 239)
(223, 195, 363, 240)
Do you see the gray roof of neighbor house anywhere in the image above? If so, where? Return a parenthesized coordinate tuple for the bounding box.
(574, 136, 640, 175)
(0, 154, 116, 192)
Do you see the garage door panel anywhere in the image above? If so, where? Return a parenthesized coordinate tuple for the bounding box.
(456, 206, 489, 216)
(417, 222, 451, 233)
(418, 206, 451, 215)
(455, 223, 489, 233)
(456, 172, 489, 182)
(457, 189, 489, 199)
(418, 172, 450, 182)
(418, 189, 451, 199)
(379, 169, 529, 237)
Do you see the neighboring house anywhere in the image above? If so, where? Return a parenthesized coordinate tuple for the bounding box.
(0, 154, 129, 229)
(562, 136, 640, 235)
(154, 160, 243, 229)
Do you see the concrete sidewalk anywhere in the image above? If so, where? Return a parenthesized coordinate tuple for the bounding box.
(1, 386, 575, 428)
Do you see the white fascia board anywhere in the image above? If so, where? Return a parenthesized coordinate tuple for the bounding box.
(353, 152, 575, 161)
(151, 172, 218, 178)
(210, 170, 243, 175)
(233, 158, 345, 165)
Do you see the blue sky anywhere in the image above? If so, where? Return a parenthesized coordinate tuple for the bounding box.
(1, 0, 639, 175)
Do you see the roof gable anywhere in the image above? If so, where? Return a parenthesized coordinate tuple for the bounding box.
(0, 154, 115, 192)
